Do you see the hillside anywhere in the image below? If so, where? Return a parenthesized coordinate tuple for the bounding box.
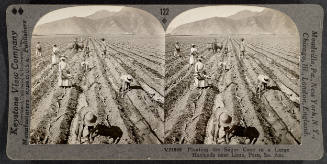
(170, 9, 298, 35)
(33, 7, 164, 35)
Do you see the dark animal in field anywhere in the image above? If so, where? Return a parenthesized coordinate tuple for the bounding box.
(230, 125, 259, 144)
(91, 124, 123, 144)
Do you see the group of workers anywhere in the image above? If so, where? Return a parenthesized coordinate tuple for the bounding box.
(172, 37, 272, 144)
(33, 36, 271, 145)
(35, 38, 134, 144)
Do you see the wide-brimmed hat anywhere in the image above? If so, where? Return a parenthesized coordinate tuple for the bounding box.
(53, 44, 57, 47)
(84, 111, 97, 126)
(126, 75, 133, 81)
(219, 112, 232, 127)
(258, 74, 269, 83)
(60, 55, 67, 61)
(192, 44, 196, 47)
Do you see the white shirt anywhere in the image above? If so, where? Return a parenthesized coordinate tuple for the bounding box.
(53, 47, 59, 54)
(36, 44, 41, 50)
(191, 47, 198, 55)
(59, 61, 67, 71)
(195, 62, 204, 73)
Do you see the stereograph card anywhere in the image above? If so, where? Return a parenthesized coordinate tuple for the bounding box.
(5, 4, 324, 160)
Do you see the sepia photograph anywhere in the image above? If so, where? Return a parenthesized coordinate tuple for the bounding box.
(164, 6, 301, 145)
(29, 5, 301, 146)
(30, 6, 165, 144)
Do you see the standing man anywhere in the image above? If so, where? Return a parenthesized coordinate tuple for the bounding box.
(240, 38, 246, 58)
(51, 44, 60, 68)
(194, 56, 207, 89)
(83, 37, 90, 58)
(58, 56, 72, 88)
(73, 38, 79, 53)
(174, 41, 181, 57)
(101, 38, 107, 58)
(218, 41, 223, 53)
(189, 44, 198, 66)
(36, 42, 42, 56)
(213, 39, 218, 53)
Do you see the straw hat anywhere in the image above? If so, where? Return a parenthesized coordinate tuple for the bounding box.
(60, 56, 67, 61)
(258, 74, 269, 83)
(219, 112, 232, 128)
(84, 111, 97, 126)
(126, 74, 133, 81)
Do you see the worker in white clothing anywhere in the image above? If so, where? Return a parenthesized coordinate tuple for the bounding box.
(256, 74, 270, 98)
(189, 44, 198, 66)
(240, 38, 246, 58)
(36, 42, 42, 56)
(194, 56, 207, 89)
(51, 44, 60, 68)
(120, 74, 133, 98)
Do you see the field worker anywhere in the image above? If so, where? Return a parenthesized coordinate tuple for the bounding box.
(223, 44, 229, 57)
(81, 60, 90, 75)
(240, 38, 246, 58)
(207, 43, 212, 51)
(213, 39, 218, 53)
(194, 56, 207, 88)
(189, 44, 198, 66)
(51, 44, 60, 68)
(217, 42, 223, 53)
(101, 38, 107, 57)
(76, 108, 98, 144)
(120, 74, 133, 97)
(72, 38, 79, 53)
(36, 42, 42, 56)
(58, 56, 72, 88)
(256, 74, 270, 98)
(174, 41, 181, 57)
(83, 39, 90, 58)
(213, 112, 235, 144)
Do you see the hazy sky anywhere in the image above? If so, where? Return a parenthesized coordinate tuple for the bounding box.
(35, 6, 123, 27)
(166, 5, 265, 33)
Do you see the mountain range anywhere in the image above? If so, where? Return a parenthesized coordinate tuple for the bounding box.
(170, 9, 298, 35)
(33, 8, 297, 36)
(33, 7, 165, 36)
